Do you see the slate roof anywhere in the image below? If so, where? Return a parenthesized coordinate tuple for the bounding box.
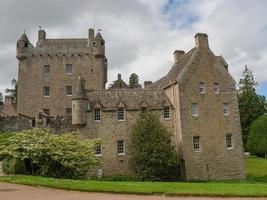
(38, 38, 88, 48)
(147, 48, 197, 89)
(18, 33, 30, 42)
(86, 89, 172, 110)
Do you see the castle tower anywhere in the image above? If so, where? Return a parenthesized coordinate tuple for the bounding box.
(93, 31, 108, 88)
(16, 33, 31, 60)
(72, 76, 88, 127)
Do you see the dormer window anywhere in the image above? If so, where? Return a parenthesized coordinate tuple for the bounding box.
(94, 108, 101, 122)
(118, 107, 125, 121)
(214, 82, 220, 94)
(199, 82, 205, 94)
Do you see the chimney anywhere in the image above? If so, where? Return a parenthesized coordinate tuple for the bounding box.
(144, 81, 153, 89)
(195, 33, 209, 48)
(38, 29, 46, 41)
(173, 50, 185, 63)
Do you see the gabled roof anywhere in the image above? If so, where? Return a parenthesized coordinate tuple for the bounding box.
(147, 48, 197, 89)
(86, 89, 173, 110)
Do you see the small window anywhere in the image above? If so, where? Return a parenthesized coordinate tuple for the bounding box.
(191, 103, 198, 117)
(199, 82, 205, 94)
(117, 107, 125, 121)
(193, 136, 200, 151)
(65, 86, 72, 96)
(43, 86, 50, 97)
(223, 103, 229, 116)
(65, 108, 72, 116)
(43, 65, 50, 76)
(101, 41, 104, 48)
(43, 109, 49, 116)
(141, 107, 147, 113)
(117, 140, 125, 155)
(94, 108, 101, 122)
(226, 134, 233, 149)
(65, 64, 72, 75)
(163, 106, 170, 119)
(24, 43, 28, 48)
(214, 82, 220, 94)
(95, 145, 102, 156)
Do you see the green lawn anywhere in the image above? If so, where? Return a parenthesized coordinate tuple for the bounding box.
(0, 156, 267, 197)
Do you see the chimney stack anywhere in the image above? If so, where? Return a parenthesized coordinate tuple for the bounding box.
(195, 33, 209, 48)
(173, 50, 185, 63)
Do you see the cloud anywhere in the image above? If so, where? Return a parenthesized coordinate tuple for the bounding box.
(0, 0, 266, 97)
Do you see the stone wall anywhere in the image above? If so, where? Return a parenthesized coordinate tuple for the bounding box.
(77, 108, 175, 177)
(178, 46, 245, 181)
(0, 116, 33, 132)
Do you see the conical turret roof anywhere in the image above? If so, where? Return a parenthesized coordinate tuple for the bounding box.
(18, 33, 30, 42)
(95, 32, 104, 41)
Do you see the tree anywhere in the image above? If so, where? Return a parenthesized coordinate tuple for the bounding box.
(246, 114, 267, 158)
(238, 66, 267, 147)
(0, 129, 100, 178)
(5, 78, 18, 103)
(130, 112, 179, 181)
(0, 92, 3, 105)
(129, 73, 141, 89)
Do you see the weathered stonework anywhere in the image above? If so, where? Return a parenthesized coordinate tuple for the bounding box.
(15, 28, 245, 181)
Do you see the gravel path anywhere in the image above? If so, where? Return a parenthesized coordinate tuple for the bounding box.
(0, 182, 266, 200)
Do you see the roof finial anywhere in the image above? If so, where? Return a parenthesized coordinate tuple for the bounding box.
(39, 25, 42, 30)
(98, 29, 102, 32)
(24, 29, 26, 33)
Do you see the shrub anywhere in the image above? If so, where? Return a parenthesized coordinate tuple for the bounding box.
(0, 129, 100, 178)
(246, 114, 267, 158)
(2, 156, 27, 174)
(130, 112, 179, 181)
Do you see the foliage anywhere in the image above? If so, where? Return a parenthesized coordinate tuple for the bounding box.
(246, 156, 267, 182)
(129, 73, 141, 89)
(5, 78, 18, 104)
(130, 112, 179, 181)
(0, 129, 100, 178)
(0, 92, 3, 105)
(2, 156, 27, 174)
(238, 66, 267, 146)
(246, 115, 267, 158)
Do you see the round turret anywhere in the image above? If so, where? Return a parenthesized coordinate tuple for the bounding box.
(16, 33, 30, 60)
(93, 32, 105, 57)
(72, 76, 88, 127)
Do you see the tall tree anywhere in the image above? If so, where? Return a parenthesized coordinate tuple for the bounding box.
(129, 73, 141, 89)
(238, 66, 267, 147)
(5, 78, 18, 103)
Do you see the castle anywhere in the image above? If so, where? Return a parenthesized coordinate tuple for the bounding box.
(14, 29, 245, 181)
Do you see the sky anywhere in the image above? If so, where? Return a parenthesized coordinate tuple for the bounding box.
(0, 0, 267, 97)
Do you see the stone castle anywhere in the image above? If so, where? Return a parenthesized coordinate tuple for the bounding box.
(11, 28, 245, 181)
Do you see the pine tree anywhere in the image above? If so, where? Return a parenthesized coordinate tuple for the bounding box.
(129, 73, 141, 89)
(238, 66, 267, 147)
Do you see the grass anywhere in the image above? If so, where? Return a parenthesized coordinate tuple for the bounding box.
(0, 156, 267, 197)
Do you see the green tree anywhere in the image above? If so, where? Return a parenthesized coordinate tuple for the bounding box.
(0, 92, 3, 105)
(5, 78, 18, 103)
(238, 66, 267, 146)
(129, 73, 141, 89)
(0, 129, 100, 178)
(130, 112, 179, 181)
(246, 114, 267, 158)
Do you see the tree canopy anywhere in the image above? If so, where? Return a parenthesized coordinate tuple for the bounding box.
(246, 114, 267, 158)
(5, 78, 17, 104)
(129, 73, 141, 89)
(130, 112, 179, 181)
(238, 66, 267, 146)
